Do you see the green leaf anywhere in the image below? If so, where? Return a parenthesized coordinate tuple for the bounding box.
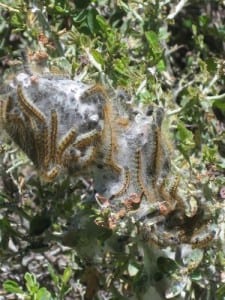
(145, 31, 160, 49)
(73, 10, 87, 23)
(48, 264, 59, 286)
(156, 59, 166, 72)
(113, 58, 130, 77)
(3, 280, 24, 294)
(11, 14, 24, 28)
(96, 15, 110, 33)
(191, 271, 202, 281)
(55, 6, 67, 14)
(202, 144, 217, 163)
(62, 267, 72, 284)
(36, 287, 53, 300)
(216, 284, 225, 300)
(91, 49, 104, 66)
(205, 58, 217, 73)
(157, 257, 178, 274)
(192, 24, 197, 36)
(87, 9, 98, 34)
(24, 273, 39, 294)
(128, 264, 139, 277)
(213, 99, 225, 111)
(198, 15, 210, 27)
(145, 30, 162, 63)
(165, 278, 187, 299)
(176, 121, 195, 152)
(0, 192, 7, 202)
(217, 251, 225, 267)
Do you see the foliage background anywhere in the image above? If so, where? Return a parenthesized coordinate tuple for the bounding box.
(1, 0, 225, 299)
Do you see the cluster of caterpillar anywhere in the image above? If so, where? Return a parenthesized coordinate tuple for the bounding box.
(0, 60, 218, 251)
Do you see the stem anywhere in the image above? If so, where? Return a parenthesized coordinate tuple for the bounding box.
(0, 3, 19, 12)
(167, 0, 189, 20)
(206, 93, 225, 101)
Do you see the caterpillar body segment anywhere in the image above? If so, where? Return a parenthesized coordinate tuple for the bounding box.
(17, 84, 46, 123)
(49, 110, 58, 164)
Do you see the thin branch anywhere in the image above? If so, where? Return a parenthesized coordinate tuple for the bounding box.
(202, 74, 219, 94)
(167, 0, 188, 20)
(206, 93, 225, 101)
(167, 107, 182, 116)
(0, 3, 19, 12)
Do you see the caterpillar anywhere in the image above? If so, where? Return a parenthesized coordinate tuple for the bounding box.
(17, 84, 46, 123)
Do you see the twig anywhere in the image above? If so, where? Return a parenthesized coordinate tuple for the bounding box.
(0, 3, 19, 12)
(173, 79, 195, 102)
(6, 159, 29, 173)
(167, 107, 182, 116)
(119, 1, 143, 23)
(206, 93, 225, 101)
(167, 0, 188, 20)
(202, 74, 219, 95)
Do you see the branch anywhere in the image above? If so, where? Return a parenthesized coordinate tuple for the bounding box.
(167, 0, 189, 20)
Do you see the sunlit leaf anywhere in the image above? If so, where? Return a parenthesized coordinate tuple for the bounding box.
(3, 280, 24, 294)
(36, 287, 53, 300)
(165, 278, 188, 299)
(128, 263, 139, 277)
(25, 273, 39, 294)
(62, 267, 72, 285)
(91, 49, 104, 66)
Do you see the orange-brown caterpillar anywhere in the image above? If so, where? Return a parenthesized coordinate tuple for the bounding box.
(113, 168, 131, 197)
(74, 129, 100, 149)
(0, 98, 9, 125)
(56, 128, 77, 164)
(77, 145, 97, 167)
(49, 110, 58, 164)
(134, 149, 155, 202)
(17, 84, 46, 123)
(190, 226, 216, 249)
(81, 84, 108, 102)
(154, 127, 163, 180)
(101, 102, 122, 174)
(29, 118, 48, 166)
(41, 166, 59, 182)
